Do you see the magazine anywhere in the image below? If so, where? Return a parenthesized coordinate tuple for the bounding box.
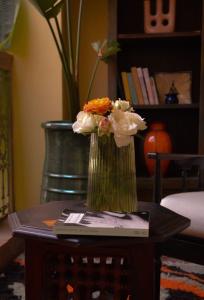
(53, 209, 149, 237)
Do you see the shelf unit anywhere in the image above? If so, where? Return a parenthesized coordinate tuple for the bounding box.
(108, 0, 204, 185)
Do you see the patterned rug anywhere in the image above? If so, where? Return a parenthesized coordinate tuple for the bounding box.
(160, 256, 204, 300)
(0, 254, 25, 300)
(0, 255, 204, 299)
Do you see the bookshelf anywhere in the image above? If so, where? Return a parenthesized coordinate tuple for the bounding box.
(108, 0, 204, 194)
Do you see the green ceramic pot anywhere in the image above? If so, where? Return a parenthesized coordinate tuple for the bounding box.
(41, 121, 90, 202)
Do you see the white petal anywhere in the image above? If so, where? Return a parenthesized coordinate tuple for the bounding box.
(114, 134, 131, 147)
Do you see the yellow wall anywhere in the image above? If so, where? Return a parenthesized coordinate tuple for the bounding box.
(79, 0, 108, 103)
(10, 0, 108, 210)
(11, 0, 62, 210)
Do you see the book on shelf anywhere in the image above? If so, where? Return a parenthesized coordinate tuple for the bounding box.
(131, 66, 145, 105)
(53, 209, 150, 237)
(136, 67, 149, 105)
(121, 71, 131, 101)
(117, 73, 125, 99)
(150, 76, 159, 104)
(127, 72, 138, 105)
(142, 67, 155, 105)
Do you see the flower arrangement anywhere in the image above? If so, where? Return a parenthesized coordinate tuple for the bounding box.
(29, 0, 120, 121)
(73, 98, 147, 147)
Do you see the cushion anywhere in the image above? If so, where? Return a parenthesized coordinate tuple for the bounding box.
(161, 191, 204, 239)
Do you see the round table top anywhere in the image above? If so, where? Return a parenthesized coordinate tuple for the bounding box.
(8, 200, 190, 246)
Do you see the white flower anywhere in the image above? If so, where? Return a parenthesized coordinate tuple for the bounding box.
(114, 134, 132, 148)
(72, 111, 97, 134)
(109, 110, 147, 147)
(73, 98, 147, 147)
(112, 99, 130, 111)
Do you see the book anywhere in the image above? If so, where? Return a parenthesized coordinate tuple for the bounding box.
(53, 209, 150, 237)
(121, 71, 131, 101)
(136, 67, 149, 104)
(150, 76, 159, 104)
(117, 73, 125, 99)
(142, 67, 155, 105)
(131, 66, 145, 105)
(127, 72, 138, 105)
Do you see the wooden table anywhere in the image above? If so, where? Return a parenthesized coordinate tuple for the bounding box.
(8, 200, 190, 300)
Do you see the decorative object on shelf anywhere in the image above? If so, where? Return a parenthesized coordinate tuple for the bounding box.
(155, 71, 192, 104)
(144, 122, 172, 176)
(165, 81, 179, 104)
(144, 0, 176, 34)
(73, 98, 147, 212)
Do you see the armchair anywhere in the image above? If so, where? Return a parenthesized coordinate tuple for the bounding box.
(148, 152, 204, 265)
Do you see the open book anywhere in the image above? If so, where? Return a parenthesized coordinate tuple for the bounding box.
(53, 209, 149, 237)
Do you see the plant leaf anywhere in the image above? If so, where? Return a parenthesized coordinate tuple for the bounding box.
(45, 1, 65, 19)
(101, 40, 121, 63)
(29, 0, 64, 18)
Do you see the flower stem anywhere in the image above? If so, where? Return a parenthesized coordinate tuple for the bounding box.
(86, 57, 100, 100)
(86, 39, 107, 100)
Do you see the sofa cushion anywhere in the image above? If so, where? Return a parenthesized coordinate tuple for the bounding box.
(161, 191, 204, 239)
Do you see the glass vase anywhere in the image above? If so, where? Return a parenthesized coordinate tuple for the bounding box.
(87, 133, 137, 212)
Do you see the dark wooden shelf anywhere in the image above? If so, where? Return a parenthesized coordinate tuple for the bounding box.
(133, 103, 199, 110)
(108, 0, 204, 197)
(118, 31, 201, 40)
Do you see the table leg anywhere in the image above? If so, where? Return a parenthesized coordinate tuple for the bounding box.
(25, 239, 45, 300)
(129, 243, 156, 300)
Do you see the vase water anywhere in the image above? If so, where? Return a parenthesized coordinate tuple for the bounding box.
(87, 133, 137, 212)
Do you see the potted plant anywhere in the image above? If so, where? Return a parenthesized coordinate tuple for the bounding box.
(29, 0, 120, 202)
(29, 0, 120, 120)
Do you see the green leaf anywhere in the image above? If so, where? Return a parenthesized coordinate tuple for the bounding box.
(91, 40, 120, 63)
(45, 1, 64, 19)
(101, 40, 121, 63)
(29, 0, 64, 18)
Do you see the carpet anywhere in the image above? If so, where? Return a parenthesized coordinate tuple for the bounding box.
(0, 255, 204, 299)
(0, 254, 25, 300)
(160, 256, 204, 300)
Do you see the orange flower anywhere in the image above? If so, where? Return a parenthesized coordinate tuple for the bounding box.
(83, 97, 112, 115)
